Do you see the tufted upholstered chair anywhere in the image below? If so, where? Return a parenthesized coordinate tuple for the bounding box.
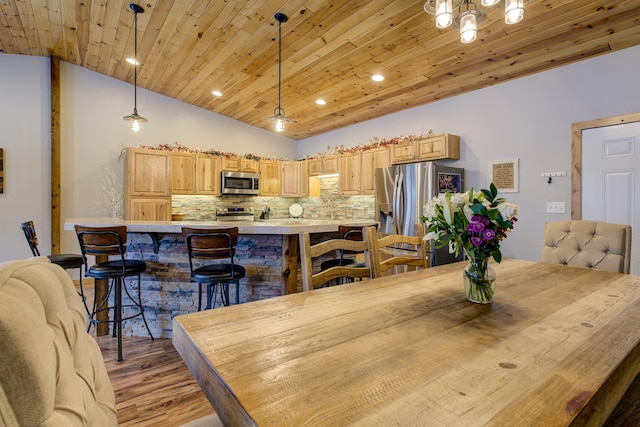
(541, 220, 632, 274)
(0, 257, 117, 426)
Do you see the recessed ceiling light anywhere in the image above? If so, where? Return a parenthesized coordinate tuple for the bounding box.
(126, 57, 138, 65)
(315, 99, 326, 105)
(212, 90, 223, 97)
(371, 74, 384, 82)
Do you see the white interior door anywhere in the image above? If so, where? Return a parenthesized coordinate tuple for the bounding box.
(582, 122, 639, 275)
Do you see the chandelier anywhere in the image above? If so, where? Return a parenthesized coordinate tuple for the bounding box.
(122, 3, 147, 132)
(269, 12, 289, 133)
(424, 0, 525, 43)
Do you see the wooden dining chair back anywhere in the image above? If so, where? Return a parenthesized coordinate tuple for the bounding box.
(300, 227, 375, 292)
(366, 223, 428, 279)
(541, 220, 632, 273)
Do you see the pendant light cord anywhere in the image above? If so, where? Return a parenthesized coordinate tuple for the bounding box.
(277, 17, 282, 111)
(133, 9, 139, 114)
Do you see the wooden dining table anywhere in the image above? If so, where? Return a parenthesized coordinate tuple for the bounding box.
(172, 259, 640, 426)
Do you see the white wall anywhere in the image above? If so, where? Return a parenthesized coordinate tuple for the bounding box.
(297, 45, 640, 262)
(0, 56, 50, 262)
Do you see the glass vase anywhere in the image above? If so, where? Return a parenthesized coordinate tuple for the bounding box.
(463, 255, 496, 304)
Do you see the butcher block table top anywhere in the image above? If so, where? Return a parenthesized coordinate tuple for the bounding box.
(172, 259, 640, 427)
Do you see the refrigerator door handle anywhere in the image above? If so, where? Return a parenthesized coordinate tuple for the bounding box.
(396, 171, 405, 235)
(392, 172, 401, 235)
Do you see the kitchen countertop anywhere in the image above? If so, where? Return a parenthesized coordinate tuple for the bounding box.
(64, 218, 377, 235)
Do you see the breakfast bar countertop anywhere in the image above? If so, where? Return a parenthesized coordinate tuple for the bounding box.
(64, 217, 376, 235)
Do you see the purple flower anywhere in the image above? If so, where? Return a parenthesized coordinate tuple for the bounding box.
(468, 221, 485, 233)
(483, 229, 495, 241)
(471, 236, 483, 247)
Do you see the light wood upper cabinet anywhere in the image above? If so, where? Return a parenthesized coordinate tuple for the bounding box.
(417, 134, 460, 160)
(125, 148, 171, 197)
(195, 154, 221, 195)
(391, 134, 460, 164)
(282, 161, 301, 197)
(308, 155, 338, 176)
(281, 160, 309, 197)
(361, 146, 390, 194)
(259, 159, 281, 196)
(300, 160, 309, 197)
(223, 156, 259, 173)
(171, 152, 196, 194)
(338, 152, 361, 195)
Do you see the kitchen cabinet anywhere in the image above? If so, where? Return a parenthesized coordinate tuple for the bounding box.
(195, 154, 222, 195)
(281, 160, 309, 197)
(124, 148, 171, 220)
(308, 155, 338, 176)
(127, 197, 171, 221)
(124, 148, 171, 197)
(259, 159, 281, 196)
(361, 146, 390, 194)
(338, 152, 361, 195)
(171, 152, 196, 194)
(390, 134, 460, 164)
(222, 156, 259, 173)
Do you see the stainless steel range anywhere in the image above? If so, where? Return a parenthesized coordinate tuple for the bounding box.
(216, 207, 255, 221)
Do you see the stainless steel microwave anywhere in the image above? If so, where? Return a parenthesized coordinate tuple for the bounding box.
(221, 171, 260, 195)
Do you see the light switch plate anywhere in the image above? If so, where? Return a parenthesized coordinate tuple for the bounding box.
(546, 201, 566, 214)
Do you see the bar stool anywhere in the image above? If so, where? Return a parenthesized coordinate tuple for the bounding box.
(75, 225, 154, 361)
(182, 227, 246, 311)
(20, 220, 87, 312)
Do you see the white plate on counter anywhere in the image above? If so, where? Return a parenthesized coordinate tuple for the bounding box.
(288, 203, 303, 218)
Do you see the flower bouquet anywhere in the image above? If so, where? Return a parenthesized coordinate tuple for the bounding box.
(422, 183, 519, 303)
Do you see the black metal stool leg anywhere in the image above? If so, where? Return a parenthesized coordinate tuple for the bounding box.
(235, 281, 240, 305)
(115, 277, 123, 362)
(197, 283, 203, 311)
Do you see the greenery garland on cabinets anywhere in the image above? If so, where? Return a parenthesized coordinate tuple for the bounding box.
(136, 130, 434, 161)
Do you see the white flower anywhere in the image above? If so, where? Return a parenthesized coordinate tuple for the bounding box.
(442, 196, 454, 225)
(497, 202, 519, 220)
(450, 192, 469, 208)
(423, 200, 437, 220)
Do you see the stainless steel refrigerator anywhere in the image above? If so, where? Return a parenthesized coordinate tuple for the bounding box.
(375, 161, 465, 267)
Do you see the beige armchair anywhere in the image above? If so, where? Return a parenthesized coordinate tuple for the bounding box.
(0, 257, 117, 426)
(541, 220, 632, 274)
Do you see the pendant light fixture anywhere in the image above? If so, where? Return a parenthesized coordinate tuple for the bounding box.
(123, 3, 147, 132)
(269, 12, 289, 133)
(424, 0, 526, 43)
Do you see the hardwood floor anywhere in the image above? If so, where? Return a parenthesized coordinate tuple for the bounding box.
(81, 281, 214, 426)
(97, 335, 214, 427)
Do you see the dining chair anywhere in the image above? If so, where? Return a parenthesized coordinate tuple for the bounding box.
(75, 225, 154, 361)
(299, 227, 375, 292)
(541, 220, 631, 273)
(182, 227, 246, 310)
(365, 223, 428, 278)
(20, 220, 87, 312)
(319, 224, 378, 285)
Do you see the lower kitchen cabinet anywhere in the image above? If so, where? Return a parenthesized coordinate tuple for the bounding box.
(126, 197, 171, 221)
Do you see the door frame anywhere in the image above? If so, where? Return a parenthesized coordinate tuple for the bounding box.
(571, 112, 640, 219)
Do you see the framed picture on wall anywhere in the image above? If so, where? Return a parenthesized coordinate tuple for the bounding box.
(489, 158, 519, 193)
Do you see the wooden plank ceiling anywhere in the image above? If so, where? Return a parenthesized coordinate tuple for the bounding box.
(1, 0, 639, 140)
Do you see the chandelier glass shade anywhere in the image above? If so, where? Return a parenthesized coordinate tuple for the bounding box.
(269, 12, 289, 133)
(123, 3, 147, 132)
(424, 0, 525, 43)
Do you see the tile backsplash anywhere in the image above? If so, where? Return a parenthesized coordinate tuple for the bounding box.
(171, 177, 375, 221)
